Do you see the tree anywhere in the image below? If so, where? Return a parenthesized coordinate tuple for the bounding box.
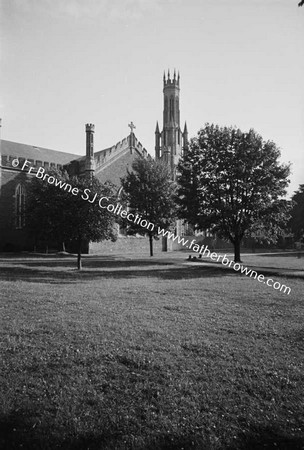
(177, 124, 291, 262)
(121, 157, 176, 256)
(26, 171, 117, 269)
(25, 168, 70, 252)
(290, 184, 304, 241)
(63, 176, 117, 269)
(299, 1, 304, 7)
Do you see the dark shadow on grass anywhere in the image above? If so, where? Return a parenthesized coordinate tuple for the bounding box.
(0, 410, 124, 450)
(9, 259, 173, 269)
(188, 259, 304, 281)
(0, 261, 235, 284)
(1, 256, 302, 284)
(0, 409, 211, 449)
(1, 411, 303, 450)
(0, 410, 52, 450)
(227, 425, 304, 450)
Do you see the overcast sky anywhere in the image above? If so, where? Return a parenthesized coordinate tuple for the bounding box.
(1, 0, 303, 197)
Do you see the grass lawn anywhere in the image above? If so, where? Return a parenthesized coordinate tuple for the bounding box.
(0, 254, 303, 449)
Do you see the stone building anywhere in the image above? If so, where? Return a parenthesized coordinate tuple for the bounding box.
(0, 121, 149, 252)
(0, 71, 195, 253)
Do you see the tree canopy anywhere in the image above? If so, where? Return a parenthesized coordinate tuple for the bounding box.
(289, 184, 304, 242)
(177, 124, 291, 261)
(26, 171, 117, 269)
(121, 157, 176, 256)
(25, 168, 70, 249)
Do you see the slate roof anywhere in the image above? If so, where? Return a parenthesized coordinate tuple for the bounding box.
(1, 140, 80, 166)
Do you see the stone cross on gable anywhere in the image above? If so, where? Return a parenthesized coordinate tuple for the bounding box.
(128, 121, 136, 133)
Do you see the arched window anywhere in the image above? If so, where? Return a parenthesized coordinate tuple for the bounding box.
(164, 97, 168, 121)
(15, 184, 26, 229)
(170, 96, 174, 119)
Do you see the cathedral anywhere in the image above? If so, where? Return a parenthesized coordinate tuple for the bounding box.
(0, 71, 187, 252)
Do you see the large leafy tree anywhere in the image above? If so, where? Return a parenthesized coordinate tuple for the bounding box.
(26, 171, 117, 269)
(177, 124, 291, 262)
(290, 184, 304, 241)
(121, 157, 176, 256)
(25, 168, 70, 251)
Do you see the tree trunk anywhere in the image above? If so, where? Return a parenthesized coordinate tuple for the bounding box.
(62, 242, 66, 252)
(77, 238, 82, 270)
(234, 239, 241, 262)
(149, 234, 153, 257)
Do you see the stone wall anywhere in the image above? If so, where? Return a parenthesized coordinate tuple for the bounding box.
(0, 168, 34, 251)
(89, 235, 163, 255)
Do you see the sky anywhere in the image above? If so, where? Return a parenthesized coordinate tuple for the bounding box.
(1, 0, 303, 197)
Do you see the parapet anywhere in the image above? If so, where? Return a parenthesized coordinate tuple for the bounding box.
(1, 154, 67, 171)
(163, 69, 180, 88)
(94, 134, 149, 169)
(85, 123, 95, 132)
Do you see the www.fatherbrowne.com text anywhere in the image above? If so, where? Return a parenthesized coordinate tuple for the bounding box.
(15, 159, 291, 295)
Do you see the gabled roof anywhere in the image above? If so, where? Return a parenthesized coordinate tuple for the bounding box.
(1, 134, 149, 173)
(1, 140, 80, 166)
(94, 134, 148, 171)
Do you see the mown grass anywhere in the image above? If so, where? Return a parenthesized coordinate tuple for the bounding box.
(0, 255, 303, 449)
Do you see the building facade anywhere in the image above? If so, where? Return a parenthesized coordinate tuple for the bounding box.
(0, 71, 191, 253)
(0, 123, 149, 252)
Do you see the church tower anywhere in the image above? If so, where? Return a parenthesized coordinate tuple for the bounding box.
(155, 70, 188, 179)
(85, 123, 95, 178)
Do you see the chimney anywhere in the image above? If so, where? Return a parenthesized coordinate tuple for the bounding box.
(85, 123, 95, 178)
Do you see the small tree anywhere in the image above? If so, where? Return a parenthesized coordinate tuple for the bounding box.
(26, 171, 117, 269)
(121, 157, 176, 256)
(290, 184, 304, 242)
(64, 176, 117, 269)
(177, 124, 291, 262)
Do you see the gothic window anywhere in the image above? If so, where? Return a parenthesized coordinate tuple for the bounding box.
(164, 97, 168, 121)
(170, 96, 174, 119)
(15, 184, 26, 229)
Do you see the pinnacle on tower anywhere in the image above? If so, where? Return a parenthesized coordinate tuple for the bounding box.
(155, 121, 160, 133)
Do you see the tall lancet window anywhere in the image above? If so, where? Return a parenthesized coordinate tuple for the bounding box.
(15, 184, 26, 229)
